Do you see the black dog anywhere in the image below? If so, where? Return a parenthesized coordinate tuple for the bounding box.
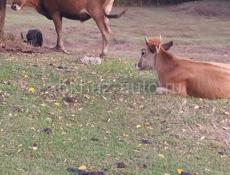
(21, 29, 43, 47)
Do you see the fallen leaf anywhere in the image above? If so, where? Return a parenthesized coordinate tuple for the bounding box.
(78, 164, 87, 171)
(17, 149, 22, 153)
(136, 125, 142, 128)
(32, 143, 38, 150)
(158, 154, 165, 159)
(28, 87, 36, 93)
(200, 136, 205, 140)
(223, 127, 230, 130)
(102, 96, 107, 100)
(177, 168, 184, 174)
(55, 102, 61, 107)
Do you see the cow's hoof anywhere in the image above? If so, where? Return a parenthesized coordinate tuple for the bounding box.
(99, 53, 106, 58)
(62, 49, 70, 54)
(53, 46, 70, 54)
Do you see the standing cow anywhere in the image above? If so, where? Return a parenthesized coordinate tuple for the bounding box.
(11, 0, 127, 57)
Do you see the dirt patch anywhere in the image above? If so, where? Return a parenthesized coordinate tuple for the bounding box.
(169, 1, 230, 18)
(173, 45, 230, 63)
(2, 5, 230, 60)
(0, 34, 53, 54)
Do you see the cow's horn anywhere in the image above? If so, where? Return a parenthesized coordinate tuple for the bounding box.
(145, 37, 149, 44)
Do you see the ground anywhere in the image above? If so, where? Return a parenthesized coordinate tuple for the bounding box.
(0, 1, 230, 175)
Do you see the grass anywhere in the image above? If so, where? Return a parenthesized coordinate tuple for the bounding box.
(1, 1, 230, 175)
(0, 56, 230, 175)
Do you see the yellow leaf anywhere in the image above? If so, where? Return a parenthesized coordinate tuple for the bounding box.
(176, 168, 184, 174)
(78, 164, 87, 170)
(32, 145, 38, 150)
(158, 154, 165, 159)
(136, 125, 142, 128)
(28, 87, 36, 93)
(17, 149, 22, 153)
(55, 102, 61, 107)
(200, 136, 205, 140)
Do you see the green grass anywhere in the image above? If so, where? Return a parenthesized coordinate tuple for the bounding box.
(0, 56, 230, 175)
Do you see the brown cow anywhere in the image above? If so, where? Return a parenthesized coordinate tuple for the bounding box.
(11, 0, 127, 57)
(136, 36, 230, 99)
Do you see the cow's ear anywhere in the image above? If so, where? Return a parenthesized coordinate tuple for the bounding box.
(162, 41, 173, 51)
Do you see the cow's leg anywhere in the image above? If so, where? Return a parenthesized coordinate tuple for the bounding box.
(93, 16, 111, 57)
(105, 17, 112, 34)
(170, 82, 187, 96)
(155, 87, 173, 95)
(52, 14, 69, 54)
(156, 83, 187, 96)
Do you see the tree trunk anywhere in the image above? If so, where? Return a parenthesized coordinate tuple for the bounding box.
(0, 0, 7, 38)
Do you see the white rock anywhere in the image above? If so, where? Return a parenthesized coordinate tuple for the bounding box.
(80, 56, 102, 65)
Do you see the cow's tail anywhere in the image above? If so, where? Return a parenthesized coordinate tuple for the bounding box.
(105, 8, 128, 19)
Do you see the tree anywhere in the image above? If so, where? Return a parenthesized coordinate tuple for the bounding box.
(0, 0, 7, 38)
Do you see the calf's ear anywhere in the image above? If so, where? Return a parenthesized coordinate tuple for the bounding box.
(162, 41, 173, 51)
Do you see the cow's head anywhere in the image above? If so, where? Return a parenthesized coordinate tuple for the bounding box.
(136, 36, 173, 70)
(11, 0, 27, 11)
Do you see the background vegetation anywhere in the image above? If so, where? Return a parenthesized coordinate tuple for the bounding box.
(115, 0, 199, 6)
(5, 0, 200, 6)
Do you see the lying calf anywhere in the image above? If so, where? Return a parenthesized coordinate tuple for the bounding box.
(136, 36, 230, 99)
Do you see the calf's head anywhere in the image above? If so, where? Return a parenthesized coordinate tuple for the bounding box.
(11, 0, 27, 11)
(136, 37, 173, 70)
